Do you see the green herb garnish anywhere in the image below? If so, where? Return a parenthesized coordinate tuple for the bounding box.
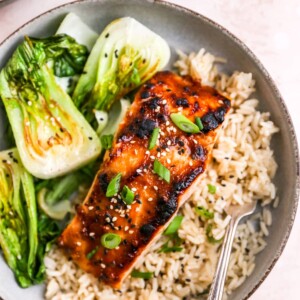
(207, 184, 217, 194)
(153, 159, 170, 183)
(106, 173, 122, 197)
(206, 224, 223, 244)
(195, 117, 204, 130)
(148, 128, 159, 150)
(86, 246, 99, 259)
(131, 270, 153, 279)
(159, 233, 183, 253)
(170, 113, 200, 134)
(195, 207, 214, 220)
(100, 233, 122, 249)
(101, 134, 113, 150)
(164, 215, 184, 235)
(121, 185, 135, 205)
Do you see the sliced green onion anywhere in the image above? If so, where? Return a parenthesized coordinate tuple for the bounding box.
(106, 173, 122, 197)
(195, 206, 214, 220)
(131, 270, 153, 279)
(148, 127, 159, 150)
(121, 185, 135, 205)
(206, 224, 223, 244)
(195, 117, 204, 130)
(153, 159, 170, 183)
(100, 233, 122, 249)
(101, 134, 114, 150)
(86, 246, 99, 259)
(207, 184, 216, 194)
(170, 113, 200, 134)
(164, 215, 184, 235)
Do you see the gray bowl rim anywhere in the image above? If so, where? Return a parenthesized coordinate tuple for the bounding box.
(0, 0, 299, 299)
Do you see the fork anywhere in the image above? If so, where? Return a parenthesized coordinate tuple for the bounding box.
(207, 201, 257, 300)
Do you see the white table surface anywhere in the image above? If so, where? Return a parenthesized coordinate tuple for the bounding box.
(0, 0, 299, 299)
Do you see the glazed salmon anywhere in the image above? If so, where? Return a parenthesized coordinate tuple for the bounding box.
(59, 71, 231, 287)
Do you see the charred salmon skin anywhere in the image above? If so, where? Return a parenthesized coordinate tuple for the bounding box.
(59, 71, 231, 287)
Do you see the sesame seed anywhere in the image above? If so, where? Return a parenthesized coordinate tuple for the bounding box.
(144, 186, 147, 190)
(160, 131, 165, 136)
(143, 168, 147, 172)
(88, 206, 94, 210)
(161, 152, 166, 157)
(110, 205, 113, 210)
(148, 198, 153, 202)
(136, 169, 142, 173)
(136, 207, 140, 212)
(178, 107, 183, 111)
(154, 186, 158, 190)
(129, 230, 134, 234)
(157, 153, 161, 158)
(150, 155, 155, 160)
(167, 158, 171, 164)
(112, 217, 117, 222)
(162, 99, 167, 105)
(89, 232, 95, 237)
(127, 205, 132, 209)
(134, 149, 138, 155)
(101, 263, 106, 268)
(193, 139, 198, 144)
(116, 246, 120, 250)
(189, 161, 193, 166)
(132, 188, 137, 192)
(125, 226, 129, 231)
(166, 121, 170, 126)
(130, 141, 136, 144)
(105, 217, 110, 223)
(167, 140, 171, 146)
(166, 148, 170, 152)
(146, 150, 150, 155)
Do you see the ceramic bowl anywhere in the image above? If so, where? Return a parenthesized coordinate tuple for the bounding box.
(0, 1, 299, 299)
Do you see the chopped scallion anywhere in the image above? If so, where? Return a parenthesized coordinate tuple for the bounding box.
(106, 173, 122, 197)
(164, 215, 184, 235)
(86, 246, 99, 259)
(170, 113, 200, 134)
(100, 233, 122, 249)
(195, 206, 214, 220)
(121, 185, 135, 205)
(101, 134, 113, 149)
(206, 224, 223, 244)
(131, 269, 153, 279)
(153, 159, 170, 183)
(195, 117, 204, 130)
(207, 184, 216, 194)
(148, 128, 159, 150)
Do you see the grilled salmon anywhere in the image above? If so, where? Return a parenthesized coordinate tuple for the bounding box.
(59, 71, 231, 287)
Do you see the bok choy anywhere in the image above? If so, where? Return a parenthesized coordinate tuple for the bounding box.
(0, 149, 59, 287)
(73, 17, 170, 124)
(0, 36, 101, 179)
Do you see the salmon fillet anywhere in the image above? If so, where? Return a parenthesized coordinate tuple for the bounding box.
(59, 71, 231, 287)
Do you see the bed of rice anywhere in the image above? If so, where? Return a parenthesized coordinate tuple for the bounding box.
(44, 49, 279, 300)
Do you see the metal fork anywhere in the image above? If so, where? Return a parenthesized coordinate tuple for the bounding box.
(208, 201, 257, 300)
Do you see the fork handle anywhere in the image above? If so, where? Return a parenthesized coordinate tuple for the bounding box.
(207, 216, 240, 300)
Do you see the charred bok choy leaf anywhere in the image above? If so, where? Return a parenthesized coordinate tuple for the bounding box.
(73, 17, 170, 125)
(0, 149, 59, 287)
(0, 36, 101, 179)
(35, 163, 95, 220)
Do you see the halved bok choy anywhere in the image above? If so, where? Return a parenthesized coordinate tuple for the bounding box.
(0, 149, 59, 287)
(0, 36, 101, 179)
(73, 17, 170, 125)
